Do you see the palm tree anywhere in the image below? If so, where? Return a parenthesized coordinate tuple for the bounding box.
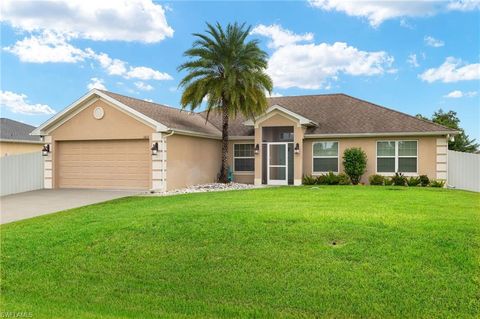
(178, 22, 273, 183)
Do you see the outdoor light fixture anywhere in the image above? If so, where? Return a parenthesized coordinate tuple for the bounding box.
(151, 142, 159, 155)
(42, 144, 50, 156)
(294, 143, 300, 154)
(254, 144, 260, 154)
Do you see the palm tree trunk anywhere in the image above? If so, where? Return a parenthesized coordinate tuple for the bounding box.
(218, 103, 229, 183)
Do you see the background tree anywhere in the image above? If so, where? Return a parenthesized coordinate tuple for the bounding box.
(417, 109, 478, 152)
(178, 22, 272, 182)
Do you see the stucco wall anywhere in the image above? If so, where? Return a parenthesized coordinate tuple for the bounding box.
(166, 134, 221, 190)
(0, 142, 42, 157)
(303, 136, 439, 184)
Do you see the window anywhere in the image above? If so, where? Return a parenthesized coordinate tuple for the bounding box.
(377, 141, 417, 173)
(234, 144, 255, 172)
(313, 141, 338, 173)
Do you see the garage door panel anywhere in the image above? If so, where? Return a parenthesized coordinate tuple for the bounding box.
(57, 140, 150, 189)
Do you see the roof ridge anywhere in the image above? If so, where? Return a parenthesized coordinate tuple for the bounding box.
(100, 90, 194, 114)
(342, 94, 456, 132)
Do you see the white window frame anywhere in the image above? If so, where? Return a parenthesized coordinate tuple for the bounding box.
(312, 141, 340, 174)
(376, 140, 418, 176)
(233, 143, 255, 174)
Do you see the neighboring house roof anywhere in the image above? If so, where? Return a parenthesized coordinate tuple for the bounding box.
(0, 118, 41, 142)
(203, 94, 456, 136)
(100, 91, 221, 137)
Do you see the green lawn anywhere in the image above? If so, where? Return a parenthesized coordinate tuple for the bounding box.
(1, 186, 479, 318)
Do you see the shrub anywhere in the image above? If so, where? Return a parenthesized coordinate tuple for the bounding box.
(316, 174, 327, 185)
(419, 175, 430, 187)
(338, 173, 351, 185)
(302, 175, 316, 185)
(369, 174, 384, 186)
(391, 172, 407, 186)
(342, 148, 367, 185)
(430, 179, 446, 188)
(324, 172, 340, 185)
(406, 176, 421, 187)
(384, 177, 393, 186)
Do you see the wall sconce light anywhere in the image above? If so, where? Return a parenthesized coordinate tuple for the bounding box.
(151, 142, 159, 155)
(254, 144, 260, 154)
(42, 144, 50, 156)
(294, 143, 300, 154)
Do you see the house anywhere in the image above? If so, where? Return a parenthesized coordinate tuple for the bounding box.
(32, 89, 457, 191)
(0, 118, 43, 157)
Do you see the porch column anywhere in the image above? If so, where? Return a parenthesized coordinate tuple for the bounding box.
(293, 126, 305, 186)
(254, 126, 262, 186)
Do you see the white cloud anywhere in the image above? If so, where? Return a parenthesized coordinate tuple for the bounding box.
(447, 0, 480, 11)
(90, 51, 127, 76)
(134, 81, 154, 91)
(420, 57, 480, 83)
(424, 36, 445, 47)
(143, 98, 154, 102)
(0, 91, 56, 115)
(87, 78, 107, 90)
(126, 67, 172, 81)
(269, 92, 284, 97)
(0, 0, 173, 43)
(407, 54, 420, 68)
(251, 24, 313, 48)
(444, 90, 478, 98)
(3, 31, 86, 63)
(309, 0, 479, 27)
(255, 25, 394, 89)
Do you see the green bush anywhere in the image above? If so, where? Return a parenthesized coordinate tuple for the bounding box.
(430, 179, 446, 188)
(406, 176, 421, 187)
(315, 175, 326, 185)
(338, 173, 351, 185)
(302, 175, 316, 185)
(384, 177, 393, 186)
(342, 148, 367, 185)
(391, 172, 407, 186)
(324, 171, 340, 185)
(369, 174, 385, 186)
(419, 175, 430, 187)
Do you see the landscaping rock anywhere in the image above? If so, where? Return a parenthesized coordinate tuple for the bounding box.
(146, 183, 259, 196)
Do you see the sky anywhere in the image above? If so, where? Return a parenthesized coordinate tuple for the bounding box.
(1, 0, 479, 140)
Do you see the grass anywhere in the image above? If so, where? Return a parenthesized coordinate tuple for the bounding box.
(1, 186, 479, 318)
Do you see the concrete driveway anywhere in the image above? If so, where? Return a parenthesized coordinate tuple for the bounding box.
(0, 189, 139, 224)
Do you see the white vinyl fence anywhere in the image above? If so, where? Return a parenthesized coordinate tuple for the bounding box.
(0, 152, 44, 196)
(448, 150, 480, 192)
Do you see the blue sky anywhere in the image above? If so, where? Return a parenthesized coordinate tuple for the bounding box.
(1, 0, 479, 140)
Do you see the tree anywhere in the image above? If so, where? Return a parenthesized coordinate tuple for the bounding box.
(342, 148, 367, 185)
(418, 109, 478, 153)
(178, 22, 272, 182)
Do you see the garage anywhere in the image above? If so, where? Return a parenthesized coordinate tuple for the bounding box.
(56, 139, 150, 190)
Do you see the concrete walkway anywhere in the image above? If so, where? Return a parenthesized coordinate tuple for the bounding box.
(0, 189, 139, 224)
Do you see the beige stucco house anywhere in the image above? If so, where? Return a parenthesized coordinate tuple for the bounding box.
(32, 89, 457, 191)
(1, 118, 43, 157)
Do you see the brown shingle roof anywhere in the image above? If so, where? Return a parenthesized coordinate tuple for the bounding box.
(203, 94, 455, 136)
(101, 91, 221, 136)
(102, 91, 455, 137)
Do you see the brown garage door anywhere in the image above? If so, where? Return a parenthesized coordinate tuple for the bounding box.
(57, 139, 150, 190)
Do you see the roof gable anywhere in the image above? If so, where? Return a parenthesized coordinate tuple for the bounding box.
(243, 104, 318, 127)
(32, 90, 168, 135)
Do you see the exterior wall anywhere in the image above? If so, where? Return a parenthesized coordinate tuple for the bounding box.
(436, 137, 448, 180)
(253, 112, 305, 186)
(228, 139, 255, 184)
(48, 99, 155, 189)
(303, 136, 440, 184)
(0, 141, 43, 157)
(166, 134, 221, 190)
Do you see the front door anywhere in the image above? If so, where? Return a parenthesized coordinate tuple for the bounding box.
(267, 142, 288, 185)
